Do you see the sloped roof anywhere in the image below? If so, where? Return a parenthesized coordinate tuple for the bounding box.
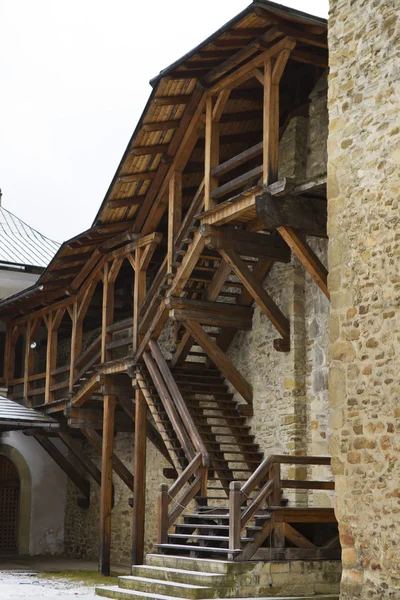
(0, 205, 60, 269)
(0, 0, 327, 317)
(0, 396, 58, 430)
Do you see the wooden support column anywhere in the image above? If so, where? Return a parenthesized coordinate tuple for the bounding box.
(99, 394, 116, 576)
(23, 321, 33, 406)
(263, 49, 291, 185)
(204, 97, 219, 210)
(45, 313, 57, 404)
(45, 309, 65, 404)
(101, 263, 115, 363)
(133, 248, 147, 354)
(6, 325, 20, 396)
(69, 301, 79, 394)
(132, 387, 147, 566)
(168, 171, 182, 274)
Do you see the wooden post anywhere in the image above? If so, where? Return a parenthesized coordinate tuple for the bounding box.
(158, 483, 169, 544)
(270, 462, 281, 506)
(168, 171, 182, 274)
(69, 301, 79, 394)
(101, 263, 115, 363)
(6, 325, 19, 395)
(229, 481, 242, 551)
(23, 321, 32, 406)
(99, 394, 116, 576)
(204, 96, 219, 210)
(133, 249, 146, 354)
(132, 387, 147, 566)
(45, 313, 57, 404)
(263, 49, 291, 185)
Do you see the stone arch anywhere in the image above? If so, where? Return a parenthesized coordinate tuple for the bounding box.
(0, 443, 32, 554)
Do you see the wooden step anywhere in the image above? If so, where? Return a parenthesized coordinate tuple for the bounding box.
(168, 533, 252, 543)
(155, 544, 241, 555)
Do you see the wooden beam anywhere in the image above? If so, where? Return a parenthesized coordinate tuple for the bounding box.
(132, 388, 146, 566)
(134, 88, 205, 235)
(200, 224, 291, 262)
(167, 232, 206, 298)
(217, 246, 290, 339)
(45, 313, 57, 404)
(211, 142, 263, 179)
(99, 395, 116, 576)
(143, 351, 195, 461)
(204, 97, 219, 211)
(119, 171, 157, 184)
(204, 27, 281, 86)
(210, 37, 296, 94)
(183, 320, 253, 404)
(166, 297, 253, 330)
(210, 165, 263, 201)
(101, 263, 114, 363)
(131, 145, 170, 157)
(168, 171, 182, 273)
(133, 248, 147, 353)
(108, 197, 143, 210)
(34, 434, 90, 500)
(277, 226, 330, 299)
(256, 192, 327, 237)
(141, 120, 180, 132)
(153, 95, 191, 106)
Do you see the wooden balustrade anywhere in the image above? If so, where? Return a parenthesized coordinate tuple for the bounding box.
(229, 455, 333, 550)
(157, 453, 208, 544)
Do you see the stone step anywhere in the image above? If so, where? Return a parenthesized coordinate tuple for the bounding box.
(118, 575, 214, 598)
(129, 565, 231, 587)
(145, 554, 251, 574)
(154, 543, 241, 556)
(96, 590, 338, 600)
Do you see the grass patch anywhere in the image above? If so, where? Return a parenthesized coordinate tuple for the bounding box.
(39, 570, 119, 586)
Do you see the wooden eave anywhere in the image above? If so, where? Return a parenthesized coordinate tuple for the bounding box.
(0, 0, 327, 320)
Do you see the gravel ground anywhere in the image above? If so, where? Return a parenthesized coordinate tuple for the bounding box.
(0, 571, 98, 599)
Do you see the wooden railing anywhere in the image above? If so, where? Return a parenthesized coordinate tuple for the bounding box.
(148, 340, 209, 466)
(158, 453, 208, 544)
(229, 455, 333, 551)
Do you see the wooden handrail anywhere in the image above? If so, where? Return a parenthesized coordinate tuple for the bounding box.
(149, 340, 210, 467)
(169, 453, 202, 500)
(229, 455, 333, 547)
(211, 142, 263, 179)
(74, 334, 101, 370)
(158, 453, 207, 544)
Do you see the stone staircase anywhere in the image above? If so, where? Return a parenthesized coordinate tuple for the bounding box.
(95, 554, 340, 599)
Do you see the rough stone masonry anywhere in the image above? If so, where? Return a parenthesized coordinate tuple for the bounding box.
(328, 0, 400, 598)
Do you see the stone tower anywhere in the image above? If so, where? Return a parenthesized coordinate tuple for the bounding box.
(328, 1, 400, 597)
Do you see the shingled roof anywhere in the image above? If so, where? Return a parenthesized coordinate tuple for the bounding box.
(0, 396, 58, 431)
(0, 205, 59, 269)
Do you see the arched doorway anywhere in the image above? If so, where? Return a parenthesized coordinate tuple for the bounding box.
(0, 456, 20, 554)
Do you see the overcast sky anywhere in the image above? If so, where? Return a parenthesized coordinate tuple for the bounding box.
(0, 0, 328, 243)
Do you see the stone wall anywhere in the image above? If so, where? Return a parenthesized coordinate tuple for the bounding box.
(328, 1, 400, 597)
(64, 433, 169, 565)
